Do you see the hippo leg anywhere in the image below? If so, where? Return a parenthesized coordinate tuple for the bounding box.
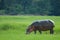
(39, 30, 42, 34)
(50, 29, 54, 34)
(34, 30, 37, 34)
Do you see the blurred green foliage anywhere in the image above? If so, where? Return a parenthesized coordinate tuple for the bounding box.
(0, 0, 60, 16)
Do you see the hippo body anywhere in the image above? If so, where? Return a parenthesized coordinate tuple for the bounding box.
(26, 20, 55, 34)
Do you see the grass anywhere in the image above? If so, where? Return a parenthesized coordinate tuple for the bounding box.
(0, 15, 60, 40)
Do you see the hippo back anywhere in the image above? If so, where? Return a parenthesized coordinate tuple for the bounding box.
(30, 20, 55, 30)
(39, 20, 54, 27)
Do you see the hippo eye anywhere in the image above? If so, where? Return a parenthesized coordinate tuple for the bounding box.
(27, 28, 30, 32)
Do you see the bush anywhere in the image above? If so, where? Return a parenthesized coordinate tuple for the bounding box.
(0, 24, 15, 30)
(0, 23, 27, 30)
(0, 10, 5, 15)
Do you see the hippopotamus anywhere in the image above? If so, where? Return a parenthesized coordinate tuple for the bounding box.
(26, 20, 55, 34)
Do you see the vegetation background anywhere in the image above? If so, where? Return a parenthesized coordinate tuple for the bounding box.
(0, 0, 60, 40)
(0, 0, 60, 16)
(0, 16, 60, 40)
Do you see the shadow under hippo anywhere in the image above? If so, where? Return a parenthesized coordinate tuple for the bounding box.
(26, 20, 55, 34)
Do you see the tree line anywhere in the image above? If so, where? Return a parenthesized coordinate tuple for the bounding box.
(0, 0, 60, 16)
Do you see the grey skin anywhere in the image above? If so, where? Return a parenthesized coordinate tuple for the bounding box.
(26, 20, 55, 34)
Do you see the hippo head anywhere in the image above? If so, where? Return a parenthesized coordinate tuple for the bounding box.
(26, 26, 34, 34)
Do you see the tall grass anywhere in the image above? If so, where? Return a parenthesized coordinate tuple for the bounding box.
(0, 16, 60, 40)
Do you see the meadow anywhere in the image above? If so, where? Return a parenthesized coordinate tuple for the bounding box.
(0, 15, 60, 40)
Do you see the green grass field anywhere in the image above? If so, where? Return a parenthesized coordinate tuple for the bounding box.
(0, 15, 60, 40)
